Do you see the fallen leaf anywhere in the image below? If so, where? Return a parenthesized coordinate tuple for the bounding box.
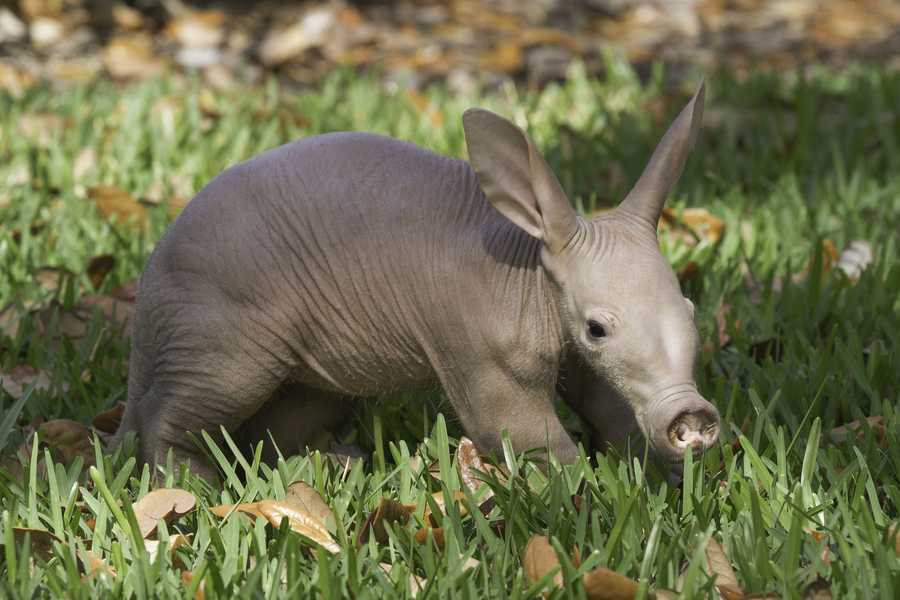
(80, 549, 117, 580)
(13, 527, 60, 559)
(33, 266, 75, 296)
(1, 364, 53, 399)
(38, 419, 94, 466)
(92, 401, 126, 434)
(133, 488, 196, 538)
(144, 533, 191, 561)
(886, 522, 900, 556)
(479, 41, 524, 73)
(182, 569, 206, 600)
(73, 147, 98, 181)
(457, 436, 490, 497)
(582, 567, 640, 599)
(835, 240, 874, 281)
(87, 185, 148, 227)
(414, 526, 445, 550)
(705, 537, 743, 599)
(828, 416, 885, 446)
(103, 35, 167, 81)
(424, 490, 468, 527)
(284, 481, 335, 531)
(660, 208, 726, 245)
(357, 497, 415, 546)
(208, 502, 266, 520)
(256, 499, 340, 553)
(79, 294, 135, 336)
(380, 562, 426, 595)
(258, 7, 336, 66)
(166, 10, 225, 48)
(803, 578, 833, 599)
(522, 535, 562, 588)
(86, 255, 116, 290)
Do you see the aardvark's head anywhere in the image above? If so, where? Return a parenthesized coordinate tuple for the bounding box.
(462, 82, 719, 463)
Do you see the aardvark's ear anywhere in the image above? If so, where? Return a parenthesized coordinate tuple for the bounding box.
(462, 108, 577, 254)
(618, 81, 705, 227)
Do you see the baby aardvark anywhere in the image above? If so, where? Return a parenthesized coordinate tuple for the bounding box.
(112, 82, 719, 479)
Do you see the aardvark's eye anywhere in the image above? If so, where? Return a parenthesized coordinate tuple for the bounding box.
(587, 320, 607, 339)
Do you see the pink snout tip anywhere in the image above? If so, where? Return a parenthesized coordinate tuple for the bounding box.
(666, 405, 720, 458)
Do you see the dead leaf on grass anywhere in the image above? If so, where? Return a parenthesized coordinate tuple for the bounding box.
(38, 419, 94, 466)
(285, 480, 335, 531)
(414, 526, 445, 549)
(144, 533, 191, 561)
(209, 499, 339, 553)
(33, 266, 75, 296)
(705, 537, 743, 599)
(257, 500, 340, 553)
(582, 567, 641, 600)
(828, 416, 885, 446)
(92, 401, 126, 434)
(133, 488, 196, 538)
(886, 522, 900, 556)
(357, 497, 415, 546)
(12, 527, 60, 559)
(103, 35, 167, 80)
(87, 185, 148, 227)
(660, 208, 726, 246)
(522, 534, 562, 588)
(1, 364, 53, 399)
(380, 562, 427, 595)
(182, 569, 206, 600)
(424, 490, 467, 527)
(86, 255, 116, 290)
(80, 549, 117, 581)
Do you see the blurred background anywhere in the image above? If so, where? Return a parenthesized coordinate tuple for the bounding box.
(1, 0, 899, 96)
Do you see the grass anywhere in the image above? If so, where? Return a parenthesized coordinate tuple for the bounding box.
(1, 59, 899, 597)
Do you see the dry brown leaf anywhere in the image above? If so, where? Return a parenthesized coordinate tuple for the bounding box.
(803, 578, 833, 599)
(828, 416, 885, 446)
(479, 41, 524, 73)
(660, 208, 726, 245)
(414, 526, 445, 550)
(12, 527, 60, 559)
(357, 497, 415, 546)
(1, 364, 53, 399)
(38, 419, 94, 466)
(73, 147, 98, 181)
(144, 533, 191, 561)
(182, 569, 206, 600)
(111, 4, 144, 30)
(19, 113, 70, 147)
(166, 10, 225, 48)
(0, 62, 35, 98)
(258, 7, 336, 65)
(33, 266, 75, 295)
(256, 499, 340, 553)
(92, 402, 126, 434)
(133, 488, 196, 538)
(887, 522, 900, 556)
(582, 567, 640, 600)
(522, 535, 562, 588)
(79, 294, 135, 336)
(81, 549, 117, 580)
(208, 502, 266, 520)
(457, 436, 492, 498)
(379, 562, 426, 595)
(425, 490, 468, 527)
(103, 35, 167, 81)
(284, 481, 335, 531)
(87, 185, 148, 227)
(705, 537, 743, 598)
(86, 255, 116, 290)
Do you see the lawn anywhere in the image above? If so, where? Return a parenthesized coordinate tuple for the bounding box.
(1, 61, 899, 598)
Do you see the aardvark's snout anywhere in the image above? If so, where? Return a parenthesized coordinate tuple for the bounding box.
(646, 385, 720, 462)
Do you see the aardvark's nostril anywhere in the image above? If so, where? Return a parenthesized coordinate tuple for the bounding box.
(667, 408, 720, 453)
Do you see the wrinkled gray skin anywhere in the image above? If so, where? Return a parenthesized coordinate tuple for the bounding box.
(112, 83, 720, 480)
